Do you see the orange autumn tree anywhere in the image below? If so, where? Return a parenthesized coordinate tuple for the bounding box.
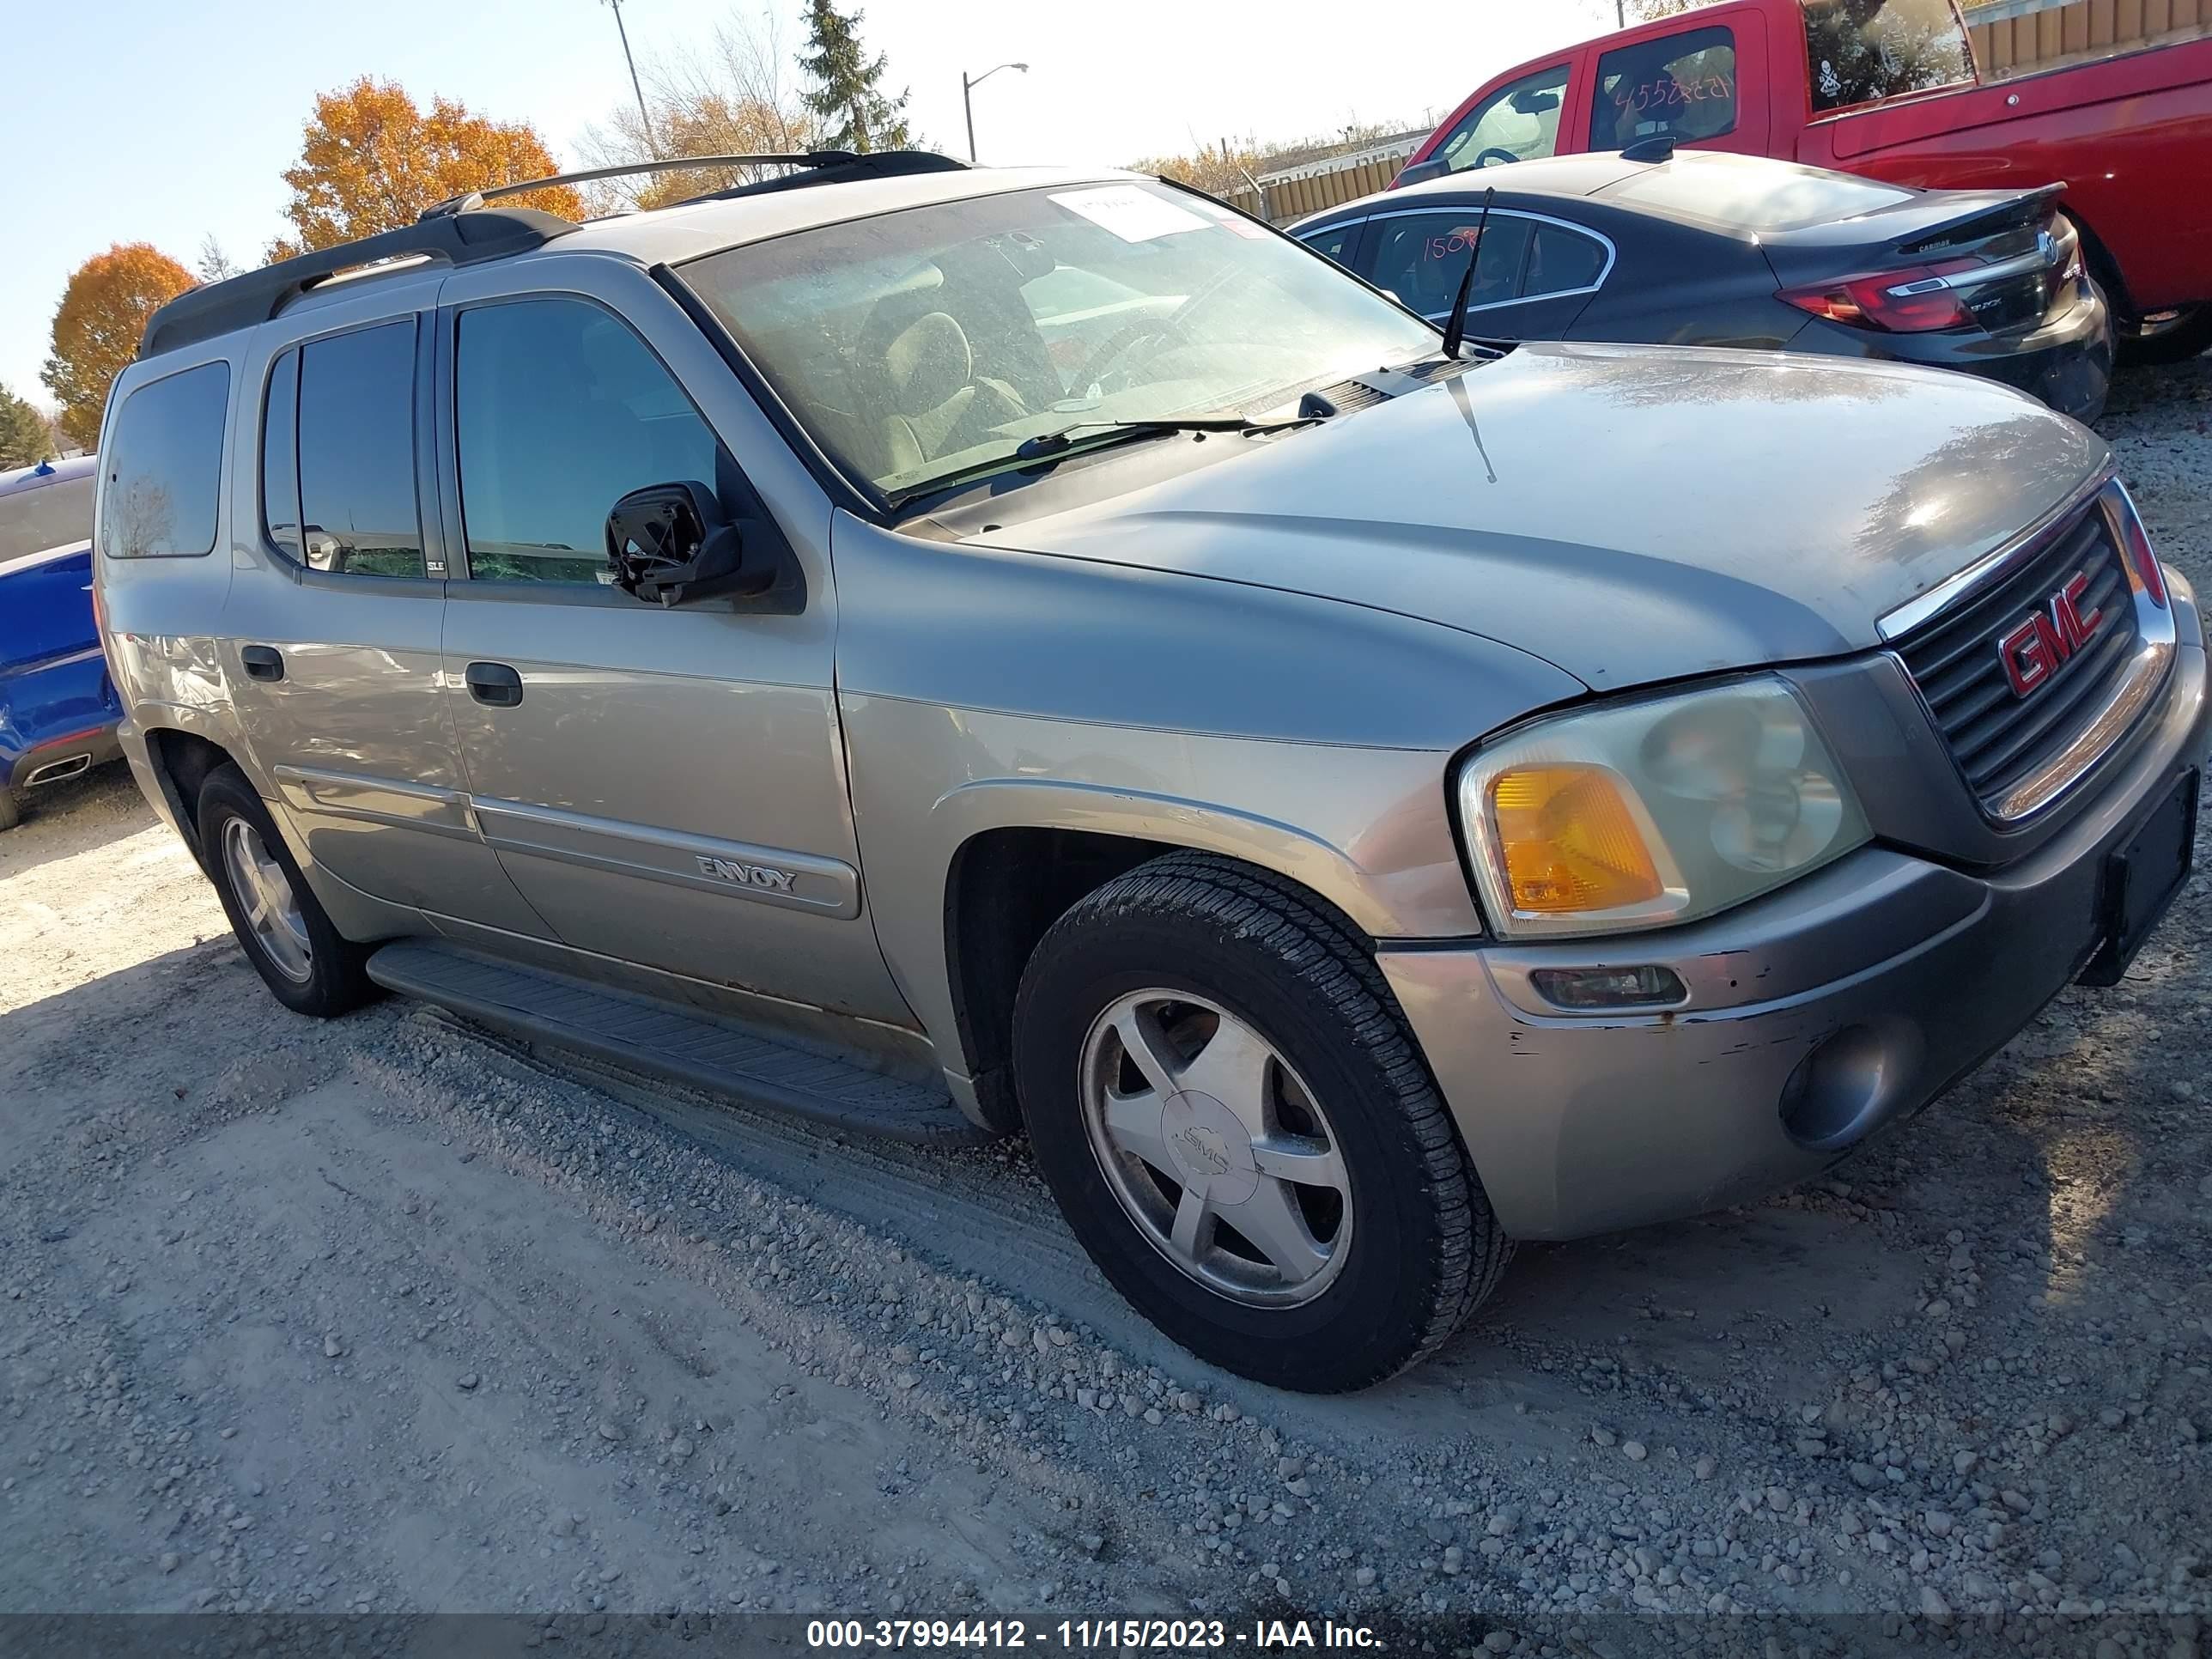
(43, 243, 195, 450)
(270, 78, 586, 258)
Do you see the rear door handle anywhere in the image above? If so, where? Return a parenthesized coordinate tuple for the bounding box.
(465, 661, 524, 708)
(240, 645, 284, 683)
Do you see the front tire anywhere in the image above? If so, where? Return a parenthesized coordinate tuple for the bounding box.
(198, 764, 377, 1018)
(1012, 854, 1508, 1391)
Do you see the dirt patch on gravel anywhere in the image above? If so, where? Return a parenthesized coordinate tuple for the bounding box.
(3, 360, 2209, 1657)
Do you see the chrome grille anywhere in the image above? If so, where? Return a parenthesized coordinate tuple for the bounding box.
(1894, 501, 2140, 813)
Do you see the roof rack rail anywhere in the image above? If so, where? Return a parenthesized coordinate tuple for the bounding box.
(138, 207, 574, 361)
(419, 149, 967, 219)
(137, 149, 970, 362)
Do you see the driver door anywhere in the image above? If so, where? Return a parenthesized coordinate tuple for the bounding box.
(429, 259, 911, 1026)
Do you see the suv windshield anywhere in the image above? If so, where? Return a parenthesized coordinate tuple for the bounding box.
(681, 181, 1437, 504)
(0, 474, 95, 568)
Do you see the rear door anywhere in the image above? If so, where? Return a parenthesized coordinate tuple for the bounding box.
(1587, 11, 1771, 156)
(1354, 204, 1611, 342)
(432, 257, 911, 1025)
(222, 304, 550, 937)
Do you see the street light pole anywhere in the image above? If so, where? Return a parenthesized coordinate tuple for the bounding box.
(603, 0, 658, 157)
(960, 62, 1029, 164)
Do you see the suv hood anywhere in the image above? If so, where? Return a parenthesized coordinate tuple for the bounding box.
(963, 342, 2108, 692)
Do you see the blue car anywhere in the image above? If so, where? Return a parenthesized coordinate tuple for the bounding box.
(0, 454, 122, 830)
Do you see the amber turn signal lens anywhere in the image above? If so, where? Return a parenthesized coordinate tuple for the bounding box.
(1489, 764, 1664, 915)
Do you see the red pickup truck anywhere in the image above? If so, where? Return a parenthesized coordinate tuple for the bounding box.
(1397, 0, 2212, 362)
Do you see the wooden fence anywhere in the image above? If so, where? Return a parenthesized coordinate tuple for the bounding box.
(1967, 0, 2203, 74)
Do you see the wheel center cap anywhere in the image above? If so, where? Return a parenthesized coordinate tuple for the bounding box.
(1160, 1090, 1259, 1205)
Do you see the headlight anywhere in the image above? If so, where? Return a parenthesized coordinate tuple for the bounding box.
(1456, 676, 1871, 939)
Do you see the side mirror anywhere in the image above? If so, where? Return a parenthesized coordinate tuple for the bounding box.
(1394, 158, 1449, 189)
(605, 481, 773, 607)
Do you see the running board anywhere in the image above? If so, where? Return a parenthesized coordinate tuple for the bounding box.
(366, 941, 984, 1145)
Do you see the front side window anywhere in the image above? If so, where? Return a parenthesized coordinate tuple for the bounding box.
(1591, 26, 1740, 150)
(0, 475, 96, 566)
(100, 362, 229, 559)
(1364, 214, 1536, 319)
(1802, 0, 1974, 113)
(1435, 64, 1571, 173)
(682, 181, 1437, 504)
(287, 320, 424, 578)
(455, 298, 724, 585)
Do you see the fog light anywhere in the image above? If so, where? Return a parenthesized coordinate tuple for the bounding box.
(1528, 964, 1687, 1011)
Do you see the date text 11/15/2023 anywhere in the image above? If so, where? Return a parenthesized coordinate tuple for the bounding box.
(804, 1618, 1386, 1649)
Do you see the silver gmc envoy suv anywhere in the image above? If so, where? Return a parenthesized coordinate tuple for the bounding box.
(95, 152, 2206, 1391)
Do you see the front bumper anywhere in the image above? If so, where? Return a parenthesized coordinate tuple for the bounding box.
(1382, 591, 2208, 1243)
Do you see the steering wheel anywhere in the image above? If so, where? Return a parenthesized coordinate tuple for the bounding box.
(1071, 314, 1198, 394)
(1471, 147, 1522, 169)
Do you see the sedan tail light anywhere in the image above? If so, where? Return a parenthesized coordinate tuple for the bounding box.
(1780, 258, 1983, 332)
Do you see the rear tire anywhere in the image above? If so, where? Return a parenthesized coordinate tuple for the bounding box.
(1012, 852, 1509, 1392)
(198, 764, 378, 1018)
(2116, 302, 2212, 368)
(0, 789, 19, 833)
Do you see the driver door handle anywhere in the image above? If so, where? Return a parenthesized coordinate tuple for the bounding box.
(465, 661, 523, 708)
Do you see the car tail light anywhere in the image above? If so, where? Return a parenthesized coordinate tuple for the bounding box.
(2108, 481, 2169, 610)
(1781, 258, 1982, 332)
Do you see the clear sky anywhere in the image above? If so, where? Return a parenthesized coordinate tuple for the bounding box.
(0, 0, 1606, 410)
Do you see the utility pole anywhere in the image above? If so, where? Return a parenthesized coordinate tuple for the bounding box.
(960, 63, 1029, 164)
(603, 0, 659, 156)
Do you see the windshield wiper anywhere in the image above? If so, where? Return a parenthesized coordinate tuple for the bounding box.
(885, 412, 1315, 513)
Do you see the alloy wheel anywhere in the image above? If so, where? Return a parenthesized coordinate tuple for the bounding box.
(222, 817, 313, 984)
(1079, 990, 1353, 1306)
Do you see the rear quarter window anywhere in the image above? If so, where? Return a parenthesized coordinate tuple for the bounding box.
(1802, 0, 1975, 113)
(100, 362, 230, 559)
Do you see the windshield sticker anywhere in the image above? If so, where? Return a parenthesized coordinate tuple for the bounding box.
(1050, 186, 1212, 243)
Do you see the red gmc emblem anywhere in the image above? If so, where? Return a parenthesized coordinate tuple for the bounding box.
(1996, 571, 2104, 697)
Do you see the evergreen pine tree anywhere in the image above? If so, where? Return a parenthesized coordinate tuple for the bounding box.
(0, 384, 53, 471)
(798, 0, 912, 154)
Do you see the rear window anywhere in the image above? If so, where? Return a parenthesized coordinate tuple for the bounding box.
(100, 362, 229, 559)
(0, 475, 96, 567)
(289, 320, 425, 579)
(1802, 0, 1975, 113)
(1591, 26, 1740, 150)
(1606, 157, 1917, 231)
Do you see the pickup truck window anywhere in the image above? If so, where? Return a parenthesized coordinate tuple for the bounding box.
(683, 181, 1436, 503)
(1591, 25, 1740, 150)
(1435, 64, 1571, 173)
(0, 475, 94, 567)
(1802, 0, 1974, 113)
(100, 362, 228, 560)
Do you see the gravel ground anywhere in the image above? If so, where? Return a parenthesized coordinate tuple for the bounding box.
(2, 357, 2209, 1658)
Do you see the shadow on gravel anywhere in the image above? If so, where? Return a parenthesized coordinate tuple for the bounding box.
(0, 763, 158, 881)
